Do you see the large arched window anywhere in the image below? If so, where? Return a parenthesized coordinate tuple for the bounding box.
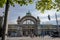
(23, 20, 34, 24)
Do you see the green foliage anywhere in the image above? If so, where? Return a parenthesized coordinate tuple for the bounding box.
(55, 0, 60, 11)
(0, 0, 6, 7)
(36, 0, 53, 13)
(36, 0, 60, 13)
(0, 0, 33, 7)
(0, 0, 60, 13)
(14, 0, 33, 6)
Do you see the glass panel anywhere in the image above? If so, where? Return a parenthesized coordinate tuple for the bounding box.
(23, 20, 34, 24)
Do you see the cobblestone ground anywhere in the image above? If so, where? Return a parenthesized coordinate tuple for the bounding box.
(0, 36, 60, 40)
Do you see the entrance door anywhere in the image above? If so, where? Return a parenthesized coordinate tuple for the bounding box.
(23, 29, 28, 36)
(23, 28, 35, 36)
(28, 29, 34, 36)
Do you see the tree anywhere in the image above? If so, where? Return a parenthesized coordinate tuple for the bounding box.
(0, 0, 60, 12)
(36, 0, 60, 13)
(0, 0, 33, 40)
(0, 26, 2, 37)
(0, 0, 60, 40)
(0, 16, 3, 37)
(0, 23, 2, 37)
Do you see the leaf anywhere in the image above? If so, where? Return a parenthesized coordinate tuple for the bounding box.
(36, 0, 54, 13)
(0, 0, 7, 8)
(57, 9, 59, 12)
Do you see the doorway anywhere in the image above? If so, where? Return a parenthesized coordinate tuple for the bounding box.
(23, 28, 35, 36)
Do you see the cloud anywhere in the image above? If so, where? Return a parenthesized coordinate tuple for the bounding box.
(0, 3, 60, 25)
(8, 19, 17, 24)
(43, 18, 60, 25)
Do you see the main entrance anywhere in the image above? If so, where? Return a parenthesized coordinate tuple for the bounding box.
(23, 28, 35, 36)
(17, 12, 40, 36)
(8, 12, 40, 37)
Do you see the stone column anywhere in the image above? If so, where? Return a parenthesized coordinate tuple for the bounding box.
(17, 26, 23, 37)
(20, 27, 23, 36)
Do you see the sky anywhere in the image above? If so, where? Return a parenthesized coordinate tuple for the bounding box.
(0, 1, 60, 25)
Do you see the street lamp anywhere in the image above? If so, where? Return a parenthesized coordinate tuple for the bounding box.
(48, 13, 59, 31)
(48, 13, 59, 34)
(55, 13, 59, 32)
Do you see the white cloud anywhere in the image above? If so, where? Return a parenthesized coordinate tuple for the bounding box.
(1, 3, 59, 25)
(8, 19, 17, 24)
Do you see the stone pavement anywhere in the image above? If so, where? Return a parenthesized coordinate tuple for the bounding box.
(0, 36, 60, 40)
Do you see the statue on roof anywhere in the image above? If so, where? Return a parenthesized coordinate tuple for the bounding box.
(26, 11, 31, 16)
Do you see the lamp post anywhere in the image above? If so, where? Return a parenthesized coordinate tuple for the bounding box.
(55, 13, 59, 32)
(48, 14, 51, 36)
(48, 13, 59, 36)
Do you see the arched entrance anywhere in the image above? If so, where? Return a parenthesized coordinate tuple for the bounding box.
(17, 13, 39, 36)
(22, 20, 35, 36)
(20, 16, 37, 36)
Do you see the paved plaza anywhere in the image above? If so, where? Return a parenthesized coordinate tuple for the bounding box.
(0, 36, 60, 40)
